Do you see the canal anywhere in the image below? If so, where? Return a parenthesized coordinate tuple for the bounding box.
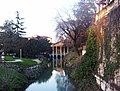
(25, 62, 75, 91)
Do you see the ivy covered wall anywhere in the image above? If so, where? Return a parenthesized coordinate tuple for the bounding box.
(95, 6, 120, 88)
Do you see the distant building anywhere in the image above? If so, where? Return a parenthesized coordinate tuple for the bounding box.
(28, 35, 52, 43)
(51, 41, 72, 60)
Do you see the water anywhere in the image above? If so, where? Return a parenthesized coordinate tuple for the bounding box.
(26, 68, 75, 91)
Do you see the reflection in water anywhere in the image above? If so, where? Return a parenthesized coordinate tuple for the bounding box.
(26, 68, 75, 91)
(54, 69, 75, 91)
(37, 67, 52, 83)
(53, 58, 64, 68)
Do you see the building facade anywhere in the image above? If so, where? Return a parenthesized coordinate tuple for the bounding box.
(51, 42, 70, 59)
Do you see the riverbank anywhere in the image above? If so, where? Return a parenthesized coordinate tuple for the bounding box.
(0, 58, 49, 91)
(64, 51, 80, 91)
(64, 51, 101, 91)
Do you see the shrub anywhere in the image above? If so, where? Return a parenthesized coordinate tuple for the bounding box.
(0, 67, 28, 91)
(72, 28, 98, 91)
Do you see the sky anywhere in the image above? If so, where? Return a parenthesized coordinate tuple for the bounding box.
(0, 0, 79, 42)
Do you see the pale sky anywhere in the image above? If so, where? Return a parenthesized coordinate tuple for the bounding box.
(0, 0, 79, 42)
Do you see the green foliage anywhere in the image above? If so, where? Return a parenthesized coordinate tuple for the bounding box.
(72, 28, 98, 90)
(0, 67, 28, 91)
(22, 38, 52, 58)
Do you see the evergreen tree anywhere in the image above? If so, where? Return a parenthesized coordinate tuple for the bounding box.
(12, 11, 26, 36)
(73, 28, 98, 91)
(0, 11, 26, 54)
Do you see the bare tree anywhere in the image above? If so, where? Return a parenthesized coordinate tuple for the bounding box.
(56, 0, 96, 55)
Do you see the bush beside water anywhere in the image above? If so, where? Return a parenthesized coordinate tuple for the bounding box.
(0, 67, 28, 91)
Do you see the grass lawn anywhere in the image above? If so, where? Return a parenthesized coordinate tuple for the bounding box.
(21, 58, 37, 67)
(4, 56, 14, 61)
(11, 58, 38, 67)
(4, 56, 38, 67)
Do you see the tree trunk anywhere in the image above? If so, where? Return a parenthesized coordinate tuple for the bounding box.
(73, 39, 81, 56)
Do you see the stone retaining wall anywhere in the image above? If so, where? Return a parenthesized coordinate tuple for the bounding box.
(0, 62, 48, 79)
(24, 64, 48, 79)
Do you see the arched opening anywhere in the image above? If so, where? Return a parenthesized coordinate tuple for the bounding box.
(57, 55, 61, 59)
(54, 55, 56, 59)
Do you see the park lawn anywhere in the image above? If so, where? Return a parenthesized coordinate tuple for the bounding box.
(4, 56, 14, 61)
(13, 58, 38, 67)
(4, 56, 38, 67)
(21, 58, 37, 66)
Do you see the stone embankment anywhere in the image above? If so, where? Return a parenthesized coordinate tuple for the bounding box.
(24, 64, 48, 79)
(0, 62, 48, 79)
